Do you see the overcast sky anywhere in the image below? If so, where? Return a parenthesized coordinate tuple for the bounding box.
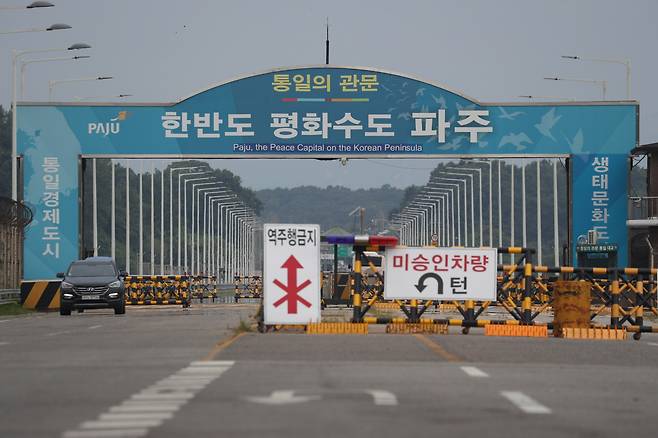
(1, 0, 656, 189)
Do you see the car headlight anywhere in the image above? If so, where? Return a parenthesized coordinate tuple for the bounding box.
(108, 280, 122, 288)
(61, 281, 74, 289)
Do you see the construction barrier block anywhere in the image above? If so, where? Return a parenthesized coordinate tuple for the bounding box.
(559, 327, 627, 341)
(306, 322, 368, 335)
(21, 280, 61, 311)
(386, 323, 449, 334)
(373, 302, 400, 311)
(484, 324, 548, 337)
(439, 303, 458, 312)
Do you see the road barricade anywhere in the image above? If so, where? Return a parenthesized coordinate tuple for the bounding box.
(234, 275, 262, 302)
(20, 280, 61, 310)
(124, 275, 190, 307)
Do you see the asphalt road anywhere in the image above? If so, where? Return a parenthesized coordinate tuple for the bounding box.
(1, 304, 658, 438)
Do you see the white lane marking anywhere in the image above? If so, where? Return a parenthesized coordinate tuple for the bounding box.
(62, 361, 233, 438)
(0, 320, 11, 323)
(88, 325, 102, 330)
(99, 413, 173, 421)
(461, 366, 489, 378)
(81, 420, 162, 429)
(501, 391, 552, 414)
(46, 330, 71, 337)
(246, 390, 321, 405)
(366, 390, 398, 406)
(109, 404, 181, 413)
(647, 342, 658, 346)
(63, 430, 147, 438)
(130, 392, 195, 401)
(0, 341, 9, 346)
(189, 360, 235, 367)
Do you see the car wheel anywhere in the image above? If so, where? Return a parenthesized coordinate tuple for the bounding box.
(60, 306, 72, 316)
(77, 308, 84, 313)
(114, 302, 126, 315)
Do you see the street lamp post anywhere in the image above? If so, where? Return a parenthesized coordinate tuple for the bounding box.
(0, 1, 55, 10)
(562, 55, 631, 99)
(183, 177, 212, 272)
(7, 35, 81, 202)
(544, 77, 607, 100)
(20, 54, 90, 97)
(171, 167, 203, 273)
(49, 76, 113, 100)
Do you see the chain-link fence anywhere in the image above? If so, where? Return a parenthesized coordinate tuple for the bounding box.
(0, 197, 33, 288)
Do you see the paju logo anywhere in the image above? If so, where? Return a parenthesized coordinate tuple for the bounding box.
(88, 111, 128, 136)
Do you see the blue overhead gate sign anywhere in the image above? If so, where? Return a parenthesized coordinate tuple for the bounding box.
(17, 66, 637, 280)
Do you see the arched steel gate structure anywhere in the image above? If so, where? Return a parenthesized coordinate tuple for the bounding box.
(16, 66, 638, 281)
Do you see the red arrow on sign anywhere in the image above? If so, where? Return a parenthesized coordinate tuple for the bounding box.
(273, 255, 312, 314)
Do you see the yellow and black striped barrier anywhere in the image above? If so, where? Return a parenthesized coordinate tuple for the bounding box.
(386, 322, 449, 334)
(306, 322, 368, 335)
(20, 280, 61, 310)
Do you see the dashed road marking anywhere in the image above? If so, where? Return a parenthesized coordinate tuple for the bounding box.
(63, 430, 148, 438)
(46, 330, 72, 337)
(366, 390, 398, 406)
(647, 342, 658, 347)
(501, 391, 552, 414)
(460, 366, 489, 378)
(0, 320, 11, 323)
(62, 361, 234, 437)
(0, 341, 9, 346)
(88, 325, 102, 330)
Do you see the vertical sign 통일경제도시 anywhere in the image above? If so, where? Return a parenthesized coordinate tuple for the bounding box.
(384, 247, 498, 300)
(263, 224, 321, 325)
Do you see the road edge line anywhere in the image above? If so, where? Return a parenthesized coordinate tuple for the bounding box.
(202, 331, 249, 361)
(413, 334, 462, 362)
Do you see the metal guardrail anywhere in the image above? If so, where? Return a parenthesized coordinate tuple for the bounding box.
(0, 289, 20, 305)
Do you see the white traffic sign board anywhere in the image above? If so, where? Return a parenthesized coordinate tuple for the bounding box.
(263, 224, 321, 325)
(384, 247, 497, 300)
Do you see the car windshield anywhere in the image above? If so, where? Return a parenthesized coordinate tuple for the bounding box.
(67, 262, 116, 277)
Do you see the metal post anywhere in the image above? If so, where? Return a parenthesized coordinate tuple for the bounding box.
(139, 162, 143, 274)
(553, 160, 560, 265)
(537, 161, 543, 265)
(160, 165, 164, 274)
(170, 166, 173, 273)
(92, 158, 98, 256)
(150, 163, 154, 275)
(111, 160, 115, 260)
(125, 161, 130, 273)
(522, 161, 527, 248)
(498, 161, 503, 263)
(511, 164, 515, 263)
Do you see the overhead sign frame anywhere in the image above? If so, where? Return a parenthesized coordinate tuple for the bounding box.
(16, 65, 638, 280)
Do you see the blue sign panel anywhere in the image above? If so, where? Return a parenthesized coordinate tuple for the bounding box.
(17, 66, 637, 279)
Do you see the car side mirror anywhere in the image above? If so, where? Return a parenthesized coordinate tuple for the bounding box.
(56, 272, 65, 278)
(119, 271, 128, 277)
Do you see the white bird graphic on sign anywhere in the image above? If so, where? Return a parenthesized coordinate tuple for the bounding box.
(498, 107, 524, 120)
(439, 135, 465, 151)
(534, 108, 561, 141)
(498, 133, 533, 151)
(456, 102, 476, 112)
(416, 87, 426, 96)
(397, 112, 411, 120)
(564, 129, 584, 153)
(431, 94, 447, 109)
